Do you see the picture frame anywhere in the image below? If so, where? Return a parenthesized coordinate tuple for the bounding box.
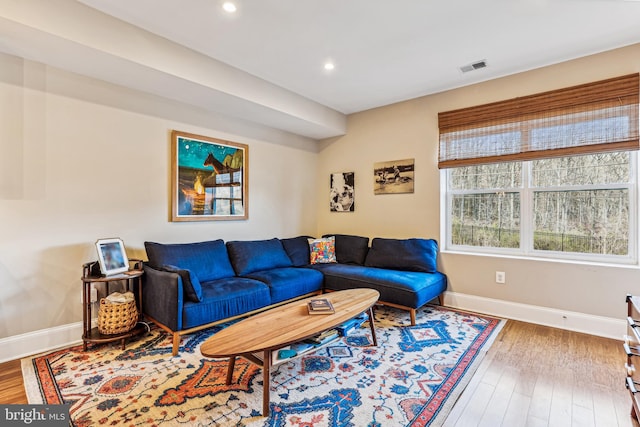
(95, 238, 129, 276)
(171, 130, 248, 221)
(373, 158, 415, 195)
(330, 172, 355, 212)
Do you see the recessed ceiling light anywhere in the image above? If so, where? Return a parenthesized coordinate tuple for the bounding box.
(222, 2, 237, 13)
(324, 62, 335, 71)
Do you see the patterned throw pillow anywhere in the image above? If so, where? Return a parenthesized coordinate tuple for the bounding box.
(308, 236, 337, 264)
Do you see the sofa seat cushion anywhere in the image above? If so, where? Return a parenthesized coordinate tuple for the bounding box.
(227, 238, 293, 275)
(245, 267, 324, 304)
(312, 263, 447, 309)
(182, 277, 271, 330)
(145, 240, 236, 282)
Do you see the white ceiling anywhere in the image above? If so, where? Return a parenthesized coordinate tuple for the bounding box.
(2, 0, 640, 140)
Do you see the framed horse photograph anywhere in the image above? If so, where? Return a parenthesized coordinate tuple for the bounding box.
(170, 130, 249, 221)
(373, 158, 415, 195)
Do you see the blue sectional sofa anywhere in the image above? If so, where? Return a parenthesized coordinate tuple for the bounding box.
(142, 235, 446, 355)
(309, 235, 447, 326)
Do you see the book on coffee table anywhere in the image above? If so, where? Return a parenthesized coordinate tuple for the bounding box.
(252, 334, 339, 366)
(307, 328, 339, 345)
(307, 298, 335, 314)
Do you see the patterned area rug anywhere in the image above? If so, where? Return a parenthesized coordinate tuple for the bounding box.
(22, 305, 504, 427)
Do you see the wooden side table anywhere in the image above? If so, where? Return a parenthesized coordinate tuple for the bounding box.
(81, 259, 146, 351)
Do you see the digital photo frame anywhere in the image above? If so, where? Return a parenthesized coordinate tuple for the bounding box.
(95, 238, 129, 276)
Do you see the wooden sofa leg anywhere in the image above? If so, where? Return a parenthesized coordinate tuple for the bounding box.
(410, 309, 416, 326)
(438, 295, 443, 306)
(172, 333, 180, 356)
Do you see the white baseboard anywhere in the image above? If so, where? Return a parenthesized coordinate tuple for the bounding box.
(443, 291, 626, 341)
(2, 293, 626, 363)
(0, 322, 83, 364)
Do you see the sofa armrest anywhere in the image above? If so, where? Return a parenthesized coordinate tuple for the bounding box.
(142, 264, 184, 331)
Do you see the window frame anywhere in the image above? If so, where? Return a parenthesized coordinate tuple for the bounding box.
(441, 152, 638, 265)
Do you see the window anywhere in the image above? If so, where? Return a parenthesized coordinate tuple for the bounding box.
(446, 152, 635, 262)
(439, 74, 639, 263)
(449, 163, 522, 250)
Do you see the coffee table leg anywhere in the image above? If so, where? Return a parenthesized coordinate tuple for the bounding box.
(368, 307, 378, 346)
(226, 356, 236, 385)
(263, 350, 271, 416)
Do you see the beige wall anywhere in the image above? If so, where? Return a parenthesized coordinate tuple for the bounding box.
(317, 43, 640, 320)
(0, 53, 319, 339)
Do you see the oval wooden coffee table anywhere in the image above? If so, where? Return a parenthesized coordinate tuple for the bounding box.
(200, 288, 379, 416)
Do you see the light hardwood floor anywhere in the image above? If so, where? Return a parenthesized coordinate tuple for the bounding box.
(444, 319, 638, 427)
(0, 359, 27, 404)
(1, 319, 637, 426)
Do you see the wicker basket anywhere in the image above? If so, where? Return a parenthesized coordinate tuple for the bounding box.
(97, 296, 138, 335)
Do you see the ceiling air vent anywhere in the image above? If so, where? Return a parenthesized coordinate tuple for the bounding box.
(460, 60, 488, 73)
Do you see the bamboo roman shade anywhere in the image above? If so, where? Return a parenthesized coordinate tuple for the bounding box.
(438, 73, 640, 169)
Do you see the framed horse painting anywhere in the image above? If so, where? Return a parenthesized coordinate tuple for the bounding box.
(373, 158, 415, 195)
(170, 130, 248, 221)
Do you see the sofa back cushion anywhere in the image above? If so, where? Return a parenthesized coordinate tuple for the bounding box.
(323, 234, 369, 265)
(227, 238, 293, 275)
(281, 236, 313, 267)
(144, 239, 236, 282)
(364, 238, 438, 273)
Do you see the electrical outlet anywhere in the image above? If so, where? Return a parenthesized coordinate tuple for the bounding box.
(81, 287, 99, 303)
(90, 285, 98, 303)
(495, 271, 506, 284)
